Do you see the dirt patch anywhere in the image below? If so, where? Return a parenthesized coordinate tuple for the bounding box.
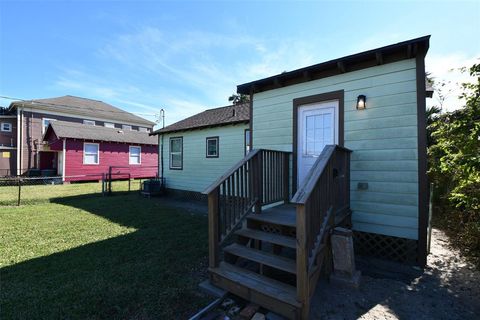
(310, 228, 480, 319)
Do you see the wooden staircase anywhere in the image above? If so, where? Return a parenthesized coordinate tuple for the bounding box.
(204, 146, 351, 319)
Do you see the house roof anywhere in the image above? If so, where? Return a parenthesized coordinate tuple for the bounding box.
(237, 35, 431, 95)
(151, 103, 249, 135)
(44, 121, 158, 145)
(9, 95, 155, 126)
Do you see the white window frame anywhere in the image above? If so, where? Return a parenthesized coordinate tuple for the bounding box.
(139, 127, 148, 132)
(122, 125, 132, 131)
(83, 142, 99, 165)
(206, 136, 219, 158)
(169, 137, 183, 170)
(104, 122, 115, 128)
(129, 146, 141, 165)
(1, 122, 12, 132)
(42, 118, 56, 134)
(83, 120, 96, 126)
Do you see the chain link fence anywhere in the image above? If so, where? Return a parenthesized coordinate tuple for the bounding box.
(0, 175, 148, 206)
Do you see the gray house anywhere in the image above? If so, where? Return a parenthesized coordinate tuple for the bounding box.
(204, 36, 432, 319)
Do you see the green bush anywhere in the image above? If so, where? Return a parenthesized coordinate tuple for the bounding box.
(428, 63, 480, 266)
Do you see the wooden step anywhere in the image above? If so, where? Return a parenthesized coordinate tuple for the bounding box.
(224, 243, 296, 274)
(247, 205, 296, 228)
(235, 228, 296, 249)
(210, 262, 301, 309)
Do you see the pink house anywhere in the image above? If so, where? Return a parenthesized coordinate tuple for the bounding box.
(43, 121, 158, 182)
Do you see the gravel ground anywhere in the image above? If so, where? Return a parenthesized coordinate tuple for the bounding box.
(310, 228, 480, 320)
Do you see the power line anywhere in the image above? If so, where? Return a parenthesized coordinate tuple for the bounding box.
(0, 95, 158, 118)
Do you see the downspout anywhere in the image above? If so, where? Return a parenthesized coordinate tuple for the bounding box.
(160, 109, 165, 179)
(19, 106, 24, 175)
(62, 139, 66, 182)
(16, 106, 20, 175)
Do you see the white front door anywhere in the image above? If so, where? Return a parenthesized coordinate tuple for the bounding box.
(297, 100, 339, 186)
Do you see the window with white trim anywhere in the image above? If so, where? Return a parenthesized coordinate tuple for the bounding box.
(129, 146, 141, 164)
(83, 120, 95, 126)
(122, 125, 132, 131)
(206, 137, 219, 158)
(245, 129, 251, 155)
(42, 118, 56, 133)
(169, 137, 183, 169)
(139, 127, 148, 132)
(104, 122, 115, 128)
(1, 122, 12, 132)
(83, 143, 99, 164)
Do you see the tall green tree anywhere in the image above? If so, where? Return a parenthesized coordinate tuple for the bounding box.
(428, 63, 480, 262)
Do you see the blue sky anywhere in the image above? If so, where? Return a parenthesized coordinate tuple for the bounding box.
(0, 0, 479, 126)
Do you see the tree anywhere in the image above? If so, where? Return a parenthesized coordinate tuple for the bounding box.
(428, 63, 480, 263)
(228, 94, 250, 105)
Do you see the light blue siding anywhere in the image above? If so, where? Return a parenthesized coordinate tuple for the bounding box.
(160, 124, 248, 193)
(252, 59, 420, 240)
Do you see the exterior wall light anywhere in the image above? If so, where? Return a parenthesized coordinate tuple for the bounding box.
(356, 95, 366, 110)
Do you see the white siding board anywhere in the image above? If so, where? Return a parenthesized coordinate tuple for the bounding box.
(252, 59, 419, 240)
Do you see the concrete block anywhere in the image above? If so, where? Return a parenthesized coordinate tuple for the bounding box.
(252, 312, 266, 320)
(331, 227, 356, 276)
(330, 270, 362, 288)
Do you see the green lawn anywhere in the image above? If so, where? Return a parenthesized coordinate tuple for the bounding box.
(0, 186, 210, 319)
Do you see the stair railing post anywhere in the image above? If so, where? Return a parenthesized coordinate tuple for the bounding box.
(283, 152, 290, 203)
(208, 187, 220, 268)
(296, 203, 310, 318)
(254, 151, 263, 214)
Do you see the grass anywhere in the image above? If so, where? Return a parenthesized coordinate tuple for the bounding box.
(0, 179, 142, 206)
(0, 183, 210, 319)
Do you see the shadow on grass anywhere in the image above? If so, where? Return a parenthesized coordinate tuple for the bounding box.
(1, 193, 210, 319)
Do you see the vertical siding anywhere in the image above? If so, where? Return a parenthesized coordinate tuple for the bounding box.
(161, 124, 248, 193)
(252, 59, 419, 240)
(64, 140, 158, 181)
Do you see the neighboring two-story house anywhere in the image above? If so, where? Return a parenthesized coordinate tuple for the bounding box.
(1, 95, 158, 180)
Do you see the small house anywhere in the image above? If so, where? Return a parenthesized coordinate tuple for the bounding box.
(151, 104, 249, 199)
(43, 121, 158, 182)
(203, 36, 432, 319)
(2, 95, 155, 176)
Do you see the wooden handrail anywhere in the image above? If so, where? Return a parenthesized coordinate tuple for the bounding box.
(202, 149, 261, 195)
(294, 144, 352, 307)
(291, 145, 352, 204)
(205, 148, 291, 268)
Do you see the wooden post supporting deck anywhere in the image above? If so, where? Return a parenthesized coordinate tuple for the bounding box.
(208, 187, 220, 268)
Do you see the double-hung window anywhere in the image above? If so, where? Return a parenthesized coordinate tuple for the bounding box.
(206, 137, 219, 158)
(104, 123, 115, 128)
(169, 137, 183, 169)
(84, 143, 99, 165)
(129, 146, 141, 165)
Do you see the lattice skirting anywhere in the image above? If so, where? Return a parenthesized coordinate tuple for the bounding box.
(353, 231, 418, 264)
(164, 188, 207, 202)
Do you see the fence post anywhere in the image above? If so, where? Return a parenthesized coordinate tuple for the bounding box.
(17, 178, 21, 206)
(108, 167, 112, 195)
(102, 173, 105, 196)
(128, 174, 131, 192)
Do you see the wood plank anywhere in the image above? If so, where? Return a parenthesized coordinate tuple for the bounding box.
(224, 244, 296, 274)
(247, 204, 296, 228)
(210, 262, 300, 308)
(235, 228, 296, 249)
